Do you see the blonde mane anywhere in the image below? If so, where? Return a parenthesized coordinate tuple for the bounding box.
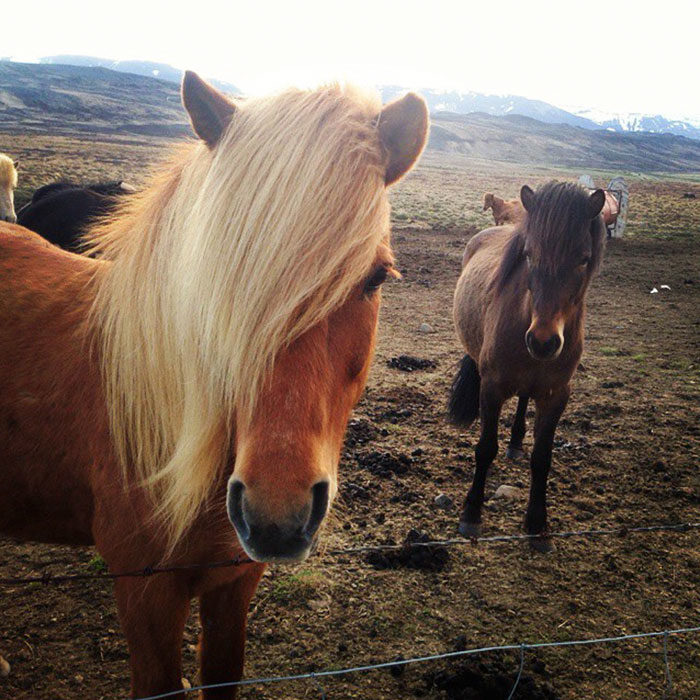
(88, 84, 391, 545)
(0, 154, 18, 187)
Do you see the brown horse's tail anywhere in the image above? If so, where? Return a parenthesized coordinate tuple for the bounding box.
(448, 354, 480, 427)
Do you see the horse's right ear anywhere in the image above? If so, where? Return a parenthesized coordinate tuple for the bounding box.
(497, 233, 525, 293)
(182, 71, 237, 148)
(13, 159, 19, 170)
(520, 185, 535, 212)
(483, 193, 494, 211)
(378, 93, 429, 186)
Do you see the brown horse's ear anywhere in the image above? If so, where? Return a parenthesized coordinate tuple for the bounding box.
(588, 189, 605, 218)
(496, 232, 525, 293)
(483, 193, 494, 211)
(378, 93, 429, 185)
(182, 71, 237, 148)
(520, 185, 535, 212)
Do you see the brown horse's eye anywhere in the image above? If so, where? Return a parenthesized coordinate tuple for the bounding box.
(363, 266, 389, 295)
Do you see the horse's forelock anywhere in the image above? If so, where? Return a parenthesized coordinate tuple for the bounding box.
(524, 182, 595, 269)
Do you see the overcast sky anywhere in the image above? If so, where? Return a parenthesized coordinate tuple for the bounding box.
(5, 0, 698, 119)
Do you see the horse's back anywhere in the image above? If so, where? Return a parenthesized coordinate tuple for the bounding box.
(454, 225, 516, 360)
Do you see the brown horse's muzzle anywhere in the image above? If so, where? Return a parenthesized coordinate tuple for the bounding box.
(227, 479, 329, 562)
(526, 315, 565, 361)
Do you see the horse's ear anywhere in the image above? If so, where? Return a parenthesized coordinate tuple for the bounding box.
(588, 189, 605, 218)
(13, 159, 19, 170)
(378, 93, 429, 186)
(520, 185, 535, 212)
(182, 71, 236, 148)
(497, 232, 525, 293)
(483, 193, 494, 211)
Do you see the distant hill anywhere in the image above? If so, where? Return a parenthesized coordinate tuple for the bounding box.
(0, 61, 189, 136)
(1, 62, 699, 172)
(40, 55, 241, 96)
(429, 112, 700, 172)
(381, 86, 600, 130)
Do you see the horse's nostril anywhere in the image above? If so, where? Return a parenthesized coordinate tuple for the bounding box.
(226, 480, 249, 539)
(303, 481, 330, 539)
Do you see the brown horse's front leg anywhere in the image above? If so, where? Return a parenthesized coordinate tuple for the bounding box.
(506, 394, 529, 460)
(114, 575, 191, 699)
(526, 385, 570, 548)
(459, 382, 503, 537)
(198, 564, 266, 700)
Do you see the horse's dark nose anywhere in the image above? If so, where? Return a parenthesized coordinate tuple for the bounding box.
(2, 214, 16, 224)
(526, 331, 562, 360)
(227, 479, 329, 562)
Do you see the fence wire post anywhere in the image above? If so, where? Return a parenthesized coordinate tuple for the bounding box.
(662, 631, 673, 699)
(506, 644, 526, 700)
(309, 672, 327, 699)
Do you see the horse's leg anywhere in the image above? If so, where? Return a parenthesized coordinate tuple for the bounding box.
(198, 564, 266, 700)
(506, 394, 529, 460)
(114, 575, 191, 698)
(525, 385, 570, 550)
(459, 381, 504, 537)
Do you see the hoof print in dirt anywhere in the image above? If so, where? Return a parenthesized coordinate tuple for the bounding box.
(424, 656, 559, 700)
(357, 451, 412, 478)
(386, 355, 437, 372)
(365, 529, 450, 572)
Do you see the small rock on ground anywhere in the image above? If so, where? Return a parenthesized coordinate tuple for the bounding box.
(418, 322, 433, 333)
(434, 493, 454, 509)
(492, 484, 521, 500)
(0, 655, 11, 678)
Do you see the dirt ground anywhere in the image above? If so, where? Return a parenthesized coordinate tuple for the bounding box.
(0, 134, 699, 699)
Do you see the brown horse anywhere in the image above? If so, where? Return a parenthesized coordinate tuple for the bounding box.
(0, 72, 428, 697)
(483, 192, 525, 226)
(451, 182, 605, 548)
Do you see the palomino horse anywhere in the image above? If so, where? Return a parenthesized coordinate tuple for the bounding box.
(451, 182, 605, 548)
(483, 192, 525, 226)
(17, 180, 136, 252)
(0, 153, 19, 223)
(0, 72, 428, 697)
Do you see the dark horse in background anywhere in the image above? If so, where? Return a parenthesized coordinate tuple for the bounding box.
(17, 180, 135, 252)
(450, 181, 606, 549)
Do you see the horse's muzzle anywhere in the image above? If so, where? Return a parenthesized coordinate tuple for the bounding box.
(227, 479, 329, 562)
(526, 330, 563, 360)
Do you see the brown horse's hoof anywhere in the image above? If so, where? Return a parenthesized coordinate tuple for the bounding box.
(529, 535, 553, 553)
(506, 445, 525, 461)
(458, 521, 481, 539)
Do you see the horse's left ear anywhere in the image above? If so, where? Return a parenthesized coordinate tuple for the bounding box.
(588, 189, 605, 218)
(13, 159, 19, 170)
(182, 71, 237, 148)
(378, 93, 429, 186)
(520, 185, 535, 212)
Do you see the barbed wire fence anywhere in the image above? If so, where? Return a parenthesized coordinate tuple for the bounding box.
(1, 521, 698, 699)
(125, 625, 700, 700)
(1, 521, 698, 585)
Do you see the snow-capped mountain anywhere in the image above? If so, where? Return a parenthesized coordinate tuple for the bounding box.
(381, 87, 700, 141)
(572, 109, 700, 140)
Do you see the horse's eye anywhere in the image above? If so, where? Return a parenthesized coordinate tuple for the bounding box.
(579, 256, 590, 267)
(363, 266, 389, 295)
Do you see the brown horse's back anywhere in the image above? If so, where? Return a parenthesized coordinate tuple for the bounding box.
(454, 225, 519, 361)
(0, 224, 104, 544)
